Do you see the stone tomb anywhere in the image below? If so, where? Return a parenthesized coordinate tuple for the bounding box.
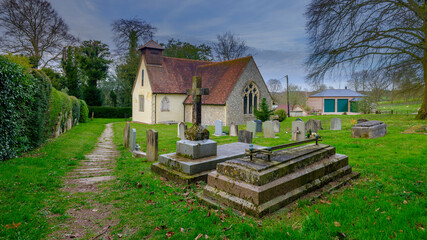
(351, 120, 387, 139)
(246, 121, 257, 138)
(330, 118, 342, 130)
(263, 121, 276, 138)
(214, 120, 226, 136)
(229, 123, 238, 137)
(292, 120, 305, 141)
(151, 142, 265, 184)
(198, 142, 360, 217)
(254, 119, 262, 132)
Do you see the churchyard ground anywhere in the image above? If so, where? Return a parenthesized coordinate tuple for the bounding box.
(0, 114, 426, 239)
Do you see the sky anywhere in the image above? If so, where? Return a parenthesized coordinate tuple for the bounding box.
(48, 0, 335, 91)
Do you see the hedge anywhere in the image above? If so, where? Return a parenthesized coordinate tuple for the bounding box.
(0, 56, 34, 160)
(79, 99, 89, 123)
(0, 56, 88, 160)
(88, 106, 131, 118)
(274, 109, 287, 122)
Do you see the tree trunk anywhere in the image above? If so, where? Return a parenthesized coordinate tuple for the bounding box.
(416, 8, 427, 120)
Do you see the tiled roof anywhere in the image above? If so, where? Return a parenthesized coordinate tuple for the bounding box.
(138, 40, 165, 50)
(309, 89, 365, 97)
(146, 56, 251, 105)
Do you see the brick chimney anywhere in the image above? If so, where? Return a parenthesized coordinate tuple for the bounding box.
(138, 40, 165, 66)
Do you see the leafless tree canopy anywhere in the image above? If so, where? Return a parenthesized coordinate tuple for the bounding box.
(212, 32, 249, 61)
(0, 0, 76, 68)
(267, 79, 283, 93)
(305, 0, 426, 118)
(111, 18, 156, 54)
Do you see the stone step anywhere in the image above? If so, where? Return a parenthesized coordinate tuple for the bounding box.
(217, 144, 335, 186)
(204, 153, 349, 206)
(200, 169, 359, 218)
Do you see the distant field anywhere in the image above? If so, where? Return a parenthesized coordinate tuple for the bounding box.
(377, 101, 421, 113)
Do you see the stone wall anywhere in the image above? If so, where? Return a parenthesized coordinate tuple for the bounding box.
(225, 58, 273, 125)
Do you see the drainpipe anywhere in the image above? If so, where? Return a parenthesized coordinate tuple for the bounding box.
(154, 94, 157, 124)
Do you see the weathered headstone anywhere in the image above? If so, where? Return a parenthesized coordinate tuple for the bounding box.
(238, 130, 253, 143)
(177, 122, 187, 140)
(146, 129, 158, 161)
(357, 119, 369, 124)
(229, 123, 238, 136)
(273, 120, 280, 133)
(123, 122, 130, 148)
(352, 120, 387, 139)
(214, 120, 225, 136)
(254, 119, 262, 132)
(292, 119, 305, 141)
(263, 121, 275, 138)
(130, 128, 136, 151)
(305, 119, 322, 133)
(246, 121, 257, 138)
(330, 118, 342, 130)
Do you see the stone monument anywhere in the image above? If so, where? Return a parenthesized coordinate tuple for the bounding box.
(177, 122, 187, 140)
(130, 128, 136, 151)
(273, 120, 280, 133)
(214, 120, 226, 136)
(146, 129, 158, 161)
(292, 119, 305, 141)
(229, 123, 238, 137)
(305, 119, 322, 133)
(263, 121, 276, 138)
(198, 139, 360, 217)
(352, 120, 387, 138)
(330, 118, 342, 130)
(123, 122, 130, 148)
(151, 76, 266, 184)
(238, 130, 253, 144)
(246, 121, 257, 138)
(254, 119, 262, 132)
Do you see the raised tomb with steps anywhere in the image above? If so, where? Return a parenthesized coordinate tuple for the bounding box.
(197, 140, 359, 217)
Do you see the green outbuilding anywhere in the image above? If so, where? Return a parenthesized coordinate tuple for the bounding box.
(306, 88, 365, 114)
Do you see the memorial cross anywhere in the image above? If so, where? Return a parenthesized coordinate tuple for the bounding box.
(186, 76, 209, 125)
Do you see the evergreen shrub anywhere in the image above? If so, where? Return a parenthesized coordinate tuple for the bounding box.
(254, 98, 274, 122)
(79, 99, 89, 123)
(88, 106, 131, 118)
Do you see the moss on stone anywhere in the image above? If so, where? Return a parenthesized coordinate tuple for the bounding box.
(184, 124, 209, 141)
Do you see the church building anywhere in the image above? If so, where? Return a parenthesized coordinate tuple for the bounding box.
(132, 40, 272, 125)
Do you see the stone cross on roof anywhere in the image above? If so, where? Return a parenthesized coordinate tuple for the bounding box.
(186, 76, 209, 125)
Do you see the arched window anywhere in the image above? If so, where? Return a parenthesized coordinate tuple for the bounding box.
(161, 96, 170, 112)
(243, 83, 259, 114)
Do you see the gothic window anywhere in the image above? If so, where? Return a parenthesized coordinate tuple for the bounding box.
(161, 96, 170, 112)
(243, 83, 259, 114)
(139, 95, 144, 112)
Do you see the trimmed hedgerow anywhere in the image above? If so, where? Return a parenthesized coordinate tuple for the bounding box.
(0, 56, 33, 160)
(27, 70, 52, 148)
(71, 96, 80, 126)
(79, 99, 89, 123)
(88, 106, 131, 118)
(47, 88, 73, 137)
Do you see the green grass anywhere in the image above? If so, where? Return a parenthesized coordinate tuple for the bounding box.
(106, 114, 426, 239)
(1, 115, 425, 239)
(0, 118, 126, 240)
(377, 101, 421, 113)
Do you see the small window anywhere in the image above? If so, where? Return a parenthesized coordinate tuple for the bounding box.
(161, 96, 170, 112)
(139, 95, 144, 112)
(141, 70, 144, 86)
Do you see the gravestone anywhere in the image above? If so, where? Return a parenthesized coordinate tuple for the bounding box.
(238, 130, 253, 143)
(305, 119, 322, 133)
(199, 141, 360, 217)
(273, 120, 280, 133)
(292, 119, 305, 141)
(246, 121, 257, 138)
(357, 119, 369, 124)
(352, 120, 387, 139)
(254, 119, 262, 132)
(330, 118, 342, 130)
(130, 129, 137, 151)
(123, 122, 130, 148)
(263, 121, 275, 138)
(177, 122, 187, 140)
(214, 120, 225, 136)
(229, 123, 238, 137)
(146, 129, 158, 161)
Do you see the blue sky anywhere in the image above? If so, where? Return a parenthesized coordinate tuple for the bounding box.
(48, 0, 336, 90)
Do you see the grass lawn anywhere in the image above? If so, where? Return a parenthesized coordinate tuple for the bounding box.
(0, 118, 126, 240)
(0, 115, 425, 239)
(107, 114, 426, 239)
(377, 101, 422, 113)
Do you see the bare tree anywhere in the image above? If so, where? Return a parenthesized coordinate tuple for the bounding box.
(111, 18, 156, 55)
(267, 79, 283, 93)
(212, 32, 249, 61)
(0, 0, 76, 68)
(305, 0, 427, 119)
